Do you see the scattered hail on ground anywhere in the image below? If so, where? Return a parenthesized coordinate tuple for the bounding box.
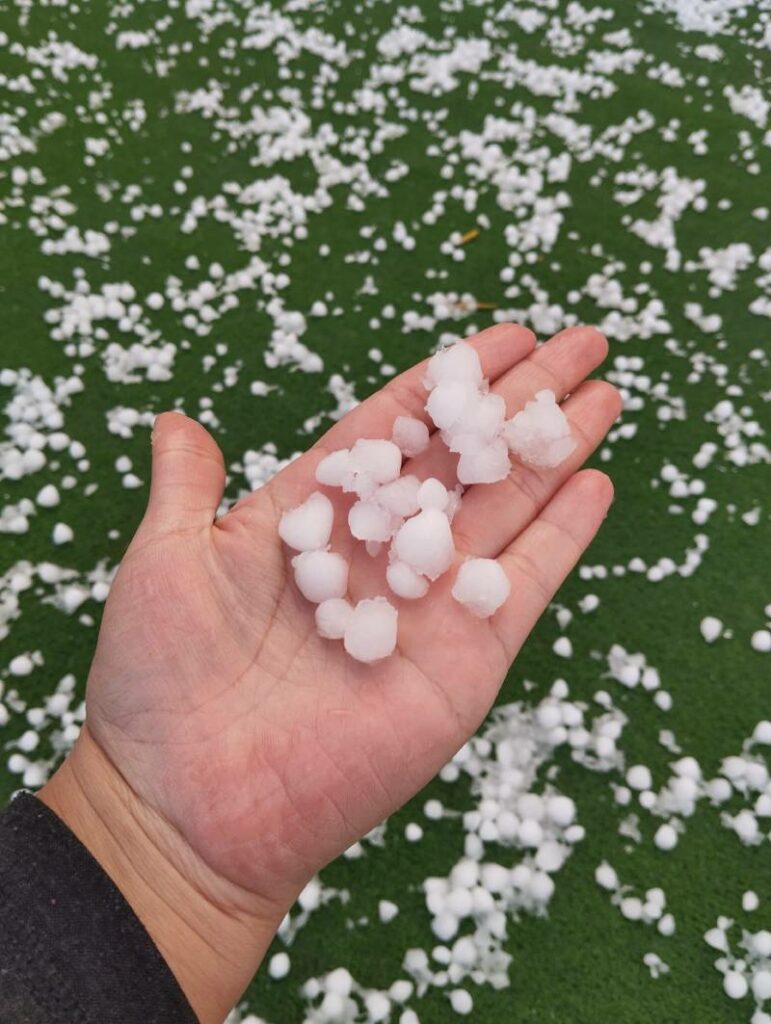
(0, 0, 768, 1021)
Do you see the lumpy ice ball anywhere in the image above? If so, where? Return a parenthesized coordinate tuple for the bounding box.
(375, 475, 421, 518)
(392, 416, 430, 457)
(502, 389, 576, 469)
(279, 491, 334, 551)
(423, 340, 483, 389)
(349, 500, 398, 542)
(386, 560, 429, 599)
(451, 558, 511, 618)
(348, 438, 402, 483)
(426, 381, 478, 431)
(446, 392, 506, 448)
(292, 550, 349, 603)
(456, 438, 511, 485)
(315, 598, 353, 639)
(418, 477, 448, 511)
(392, 508, 455, 581)
(315, 449, 351, 487)
(344, 597, 399, 663)
(342, 438, 403, 500)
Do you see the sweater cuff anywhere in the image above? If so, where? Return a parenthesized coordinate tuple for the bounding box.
(0, 791, 198, 1024)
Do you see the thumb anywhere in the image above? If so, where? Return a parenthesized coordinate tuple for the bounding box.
(144, 412, 226, 532)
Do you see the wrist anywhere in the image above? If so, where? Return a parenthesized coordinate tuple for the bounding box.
(39, 725, 286, 1024)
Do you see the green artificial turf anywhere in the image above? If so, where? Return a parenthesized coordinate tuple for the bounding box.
(0, 1, 769, 1021)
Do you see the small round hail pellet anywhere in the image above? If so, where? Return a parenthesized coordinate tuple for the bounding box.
(268, 952, 290, 979)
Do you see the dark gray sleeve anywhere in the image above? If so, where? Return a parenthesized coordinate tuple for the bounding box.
(0, 792, 199, 1024)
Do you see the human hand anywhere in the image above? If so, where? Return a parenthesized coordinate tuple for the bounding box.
(41, 323, 620, 1022)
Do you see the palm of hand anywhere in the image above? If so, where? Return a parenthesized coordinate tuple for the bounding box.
(85, 324, 620, 912)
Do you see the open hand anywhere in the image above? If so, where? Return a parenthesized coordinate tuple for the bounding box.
(42, 323, 620, 1022)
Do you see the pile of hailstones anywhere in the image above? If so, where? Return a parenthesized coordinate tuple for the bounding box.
(279, 341, 576, 664)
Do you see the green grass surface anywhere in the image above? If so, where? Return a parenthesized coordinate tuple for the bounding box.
(0, 1, 769, 1021)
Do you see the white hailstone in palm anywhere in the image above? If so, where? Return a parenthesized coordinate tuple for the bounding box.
(315, 598, 354, 640)
(268, 952, 290, 979)
(723, 971, 748, 1000)
(343, 597, 398, 663)
(291, 551, 348, 604)
(426, 380, 479, 431)
(418, 477, 448, 511)
(279, 491, 334, 551)
(36, 484, 60, 508)
(392, 415, 430, 457)
(348, 438, 402, 484)
(375, 475, 421, 518)
(502, 389, 577, 469)
(451, 558, 510, 618)
(456, 437, 511, 484)
(700, 615, 723, 643)
(424, 340, 483, 390)
(446, 392, 506, 451)
(448, 989, 473, 1015)
(386, 560, 429, 600)
(316, 449, 351, 487)
(751, 629, 771, 652)
(348, 500, 397, 542)
(654, 823, 678, 851)
(392, 508, 455, 581)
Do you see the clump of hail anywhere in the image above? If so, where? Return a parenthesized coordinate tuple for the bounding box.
(277, 340, 575, 662)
